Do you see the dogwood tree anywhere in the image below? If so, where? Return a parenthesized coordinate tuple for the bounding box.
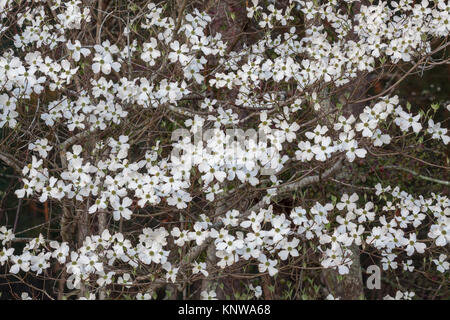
(0, 0, 449, 300)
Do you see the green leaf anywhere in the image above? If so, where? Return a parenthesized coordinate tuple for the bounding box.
(431, 103, 440, 111)
(331, 195, 337, 205)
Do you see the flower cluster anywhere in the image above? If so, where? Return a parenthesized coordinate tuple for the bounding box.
(0, 0, 449, 300)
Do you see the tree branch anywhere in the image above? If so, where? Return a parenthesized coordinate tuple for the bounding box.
(0, 152, 22, 173)
(383, 165, 450, 186)
(245, 158, 344, 216)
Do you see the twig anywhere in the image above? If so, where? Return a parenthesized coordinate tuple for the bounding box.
(0, 152, 22, 173)
(12, 198, 22, 234)
(382, 165, 450, 186)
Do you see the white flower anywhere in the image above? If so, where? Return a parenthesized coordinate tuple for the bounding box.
(305, 125, 328, 144)
(428, 119, 449, 145)
(355, 113, 377, 137)
(96, 271, 115, 287)
(171, 227, 190, 247)
(79, 293, 96, 300)
(249, 284, 262, 298)
(92, 53, 121, 74)
(141, 38, 161, 66)
(432, 254, 449, 273)
(168, 41, 190, 65)
(21, 292, 32, 300)
(311, 136, 334, 161)
(117, 273, 133, 288)
(279, 120, 299, 142)
(334, 115, 355, 132)
(371, 129, 391, 147)
(258, 254, 278, 276)
(111, 197, 133, 220)
(0, 247, 14, 266)
(10, 252, 31, 274)
(0, 226, 15, 245)
(384, 291, 415, 300)
(188, 223, 209, 245)
(394, 108, 422, 133)
(192, 261, 209, 277)
(405, 233, 426, 256)
(163, 262, 179, 283)
(67, 40, 91, 61)
(428, 223, 450, 246)
(136, 292, 152, 300)
(200, 290, 217, 300)
(336, 193, 359, 211)
(278, 238, 299, 260)
(28, 138, 53, 158)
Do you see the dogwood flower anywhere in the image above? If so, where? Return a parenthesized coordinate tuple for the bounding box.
(67, 40, 91, 61)
(92, 53, 121, 74)
(258, 254, 278, 276)
(168, 41, 190, 65)
(141, 38, 161, 66)
(405, 233, 426, 256)
(432, 254, 449, 273)
(111, 197, 133, 220)
(200, 290, 217, 300)
(394, 108, 422, 133)
(192, 261, 208, 277)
